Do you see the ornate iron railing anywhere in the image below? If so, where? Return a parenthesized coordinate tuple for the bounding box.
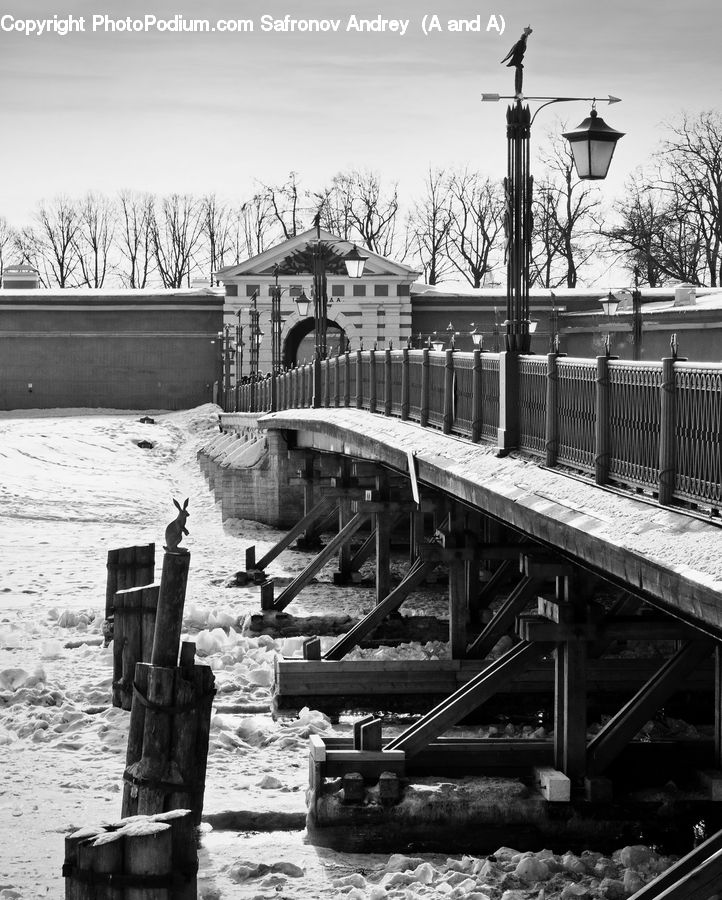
(224, 348, 722, 515)
(608, 361, 662, 491)
(674, 363, 722, 507)
(518, 355, 547, 457)
(556, 357, 597, 472)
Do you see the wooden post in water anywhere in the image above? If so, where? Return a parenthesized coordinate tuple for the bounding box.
(122, 504, 215, 825)
(113, 583, 160, 710)
(63, 811, 196, 900)
(151, 552, 190, 668)
(104, 544, 155, 645)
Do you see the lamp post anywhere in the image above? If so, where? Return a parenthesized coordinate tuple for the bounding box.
(248, 290, 260, 377)
(235, 310, 245, 385)
(483, 26, 624, 354)
(294, 212, 368, 407)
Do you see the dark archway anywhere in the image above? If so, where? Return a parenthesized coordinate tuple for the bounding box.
(283, 319, 347, 368)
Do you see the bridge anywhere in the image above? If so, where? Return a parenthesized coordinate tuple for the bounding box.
(208, 346, 722, 850)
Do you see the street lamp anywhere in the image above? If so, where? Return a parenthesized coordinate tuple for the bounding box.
(470, 323, 484, 350)
(294, 212, 368, 407)
(483, 26, 624, 353)
(599, 285, 642, 360)
(248, 290, 260, 376)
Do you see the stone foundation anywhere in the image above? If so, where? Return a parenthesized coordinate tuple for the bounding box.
(197, 414, 304, 527)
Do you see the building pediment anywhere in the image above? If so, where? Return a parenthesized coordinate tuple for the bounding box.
(216, 227, 420, 281)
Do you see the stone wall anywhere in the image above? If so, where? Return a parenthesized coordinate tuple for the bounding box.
(197, 414, 304, 527)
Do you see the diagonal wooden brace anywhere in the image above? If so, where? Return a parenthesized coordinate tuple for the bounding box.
(465, 574, 540, 659)
(272, 511, 372, 611)
(587, 638, 715, 776)
(386, 640, 552, 758)
(324, 557, 433, 660)
(247, 495, 336, 572)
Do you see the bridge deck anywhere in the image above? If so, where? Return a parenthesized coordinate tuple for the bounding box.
(258, 408, 722, 638)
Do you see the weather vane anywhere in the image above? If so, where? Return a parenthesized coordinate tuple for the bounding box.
(500, 25, 532, 97)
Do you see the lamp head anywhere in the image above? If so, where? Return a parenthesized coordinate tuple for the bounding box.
(563, 107, 624, 180)
(343, 245, 368, 278)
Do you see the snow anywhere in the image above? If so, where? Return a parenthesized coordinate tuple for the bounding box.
(0, 404, 685, 897)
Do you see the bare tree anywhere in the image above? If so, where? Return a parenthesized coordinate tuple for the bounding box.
(406, 168, 453, 285)
(32, 196, 80, 287)
(608, 112, 722, 287)
(316, 176, 355, 240)
(117, 191, 155, 288)
(530, 132, 603, 288)
(197, 194, 239, 283)
(151, 194, 205, 288)
(261, 172, 306, 240)
(0, 216, 14, 278)
(446, 169, 504, 288)
(238, 193, 273, 259)
(74, 192, 115, 287)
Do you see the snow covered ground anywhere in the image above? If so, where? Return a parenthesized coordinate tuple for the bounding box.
(0, 405, 684, 898)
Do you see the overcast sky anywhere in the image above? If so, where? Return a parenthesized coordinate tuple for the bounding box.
(0, 0, 719, 231)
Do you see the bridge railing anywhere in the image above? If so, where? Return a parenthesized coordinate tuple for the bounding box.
(225, 348, 722, 515)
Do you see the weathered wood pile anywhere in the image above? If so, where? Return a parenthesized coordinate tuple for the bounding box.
(106, 544, 158, 711)
(63, 809, 196, 899)
(121, 550, 215, 826)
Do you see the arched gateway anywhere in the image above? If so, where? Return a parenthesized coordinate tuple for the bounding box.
(215, 227, 419, 379)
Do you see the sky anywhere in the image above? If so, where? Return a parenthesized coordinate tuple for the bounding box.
(0, 0, 720, 239)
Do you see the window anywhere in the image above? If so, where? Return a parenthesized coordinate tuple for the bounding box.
(353, 284, 366, 297)
(225, 284, 238, 297)
(397, 284, 410, 297)
(246, 284, 260, 297)
(374, 285, 389, 297)
(331, 284, 345, 296)
(290, 285, 302, 297)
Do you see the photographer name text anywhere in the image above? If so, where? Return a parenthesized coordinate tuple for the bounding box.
(0, 12, 506, 38)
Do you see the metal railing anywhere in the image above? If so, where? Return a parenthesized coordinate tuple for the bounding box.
(222, 347, 722, 515)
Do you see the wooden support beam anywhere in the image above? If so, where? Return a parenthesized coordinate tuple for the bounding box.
(386, 641, 552, 758)
(350, 513, 405, 574)
(468, 558, 515, 627)
(522, 554, 576, 580)
(587, 639, 715, 775)
(554, 636, 588, 783)
(409, 507, 425, 564)
(448, 503, 468, 659)
(336, 460, 354, 584)
(376, 507, 392, 605)
(588, 592, 641, 659)
(272, 512, 372, 611)
(626, 828, 722, 899)
(303, 637, 321, 660)
(249, 495, 336, 571)
(353, 715, 377, 749)
(716, 646, 722, 770)
(465, 575, 540, 660)
(323, 558, 433, 660)
(518, 615, 597, 642)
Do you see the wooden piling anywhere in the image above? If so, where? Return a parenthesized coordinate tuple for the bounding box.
(151, 552, 190, 668)
(105, 544, 155, 623)
(168, 645, 198, 814)
(124, 820, 172, 900)
(136, 666, 176, 815)
(123, 662, 151, 817)
(64, 826, 104, 900)
(78, 832, 124, 900)
(141, 585, 161, 665)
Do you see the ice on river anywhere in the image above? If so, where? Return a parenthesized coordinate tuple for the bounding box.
(0, 405, 679, 898)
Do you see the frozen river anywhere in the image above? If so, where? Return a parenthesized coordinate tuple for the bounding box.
(0, 406, 676, 898)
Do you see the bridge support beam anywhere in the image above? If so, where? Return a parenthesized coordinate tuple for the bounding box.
(587, 638, 716, 776)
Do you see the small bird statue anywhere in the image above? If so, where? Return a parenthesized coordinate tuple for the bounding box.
(500, 25, 532, 96)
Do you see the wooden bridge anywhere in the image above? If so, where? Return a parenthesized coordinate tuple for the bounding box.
(212, 346, 722, 863)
